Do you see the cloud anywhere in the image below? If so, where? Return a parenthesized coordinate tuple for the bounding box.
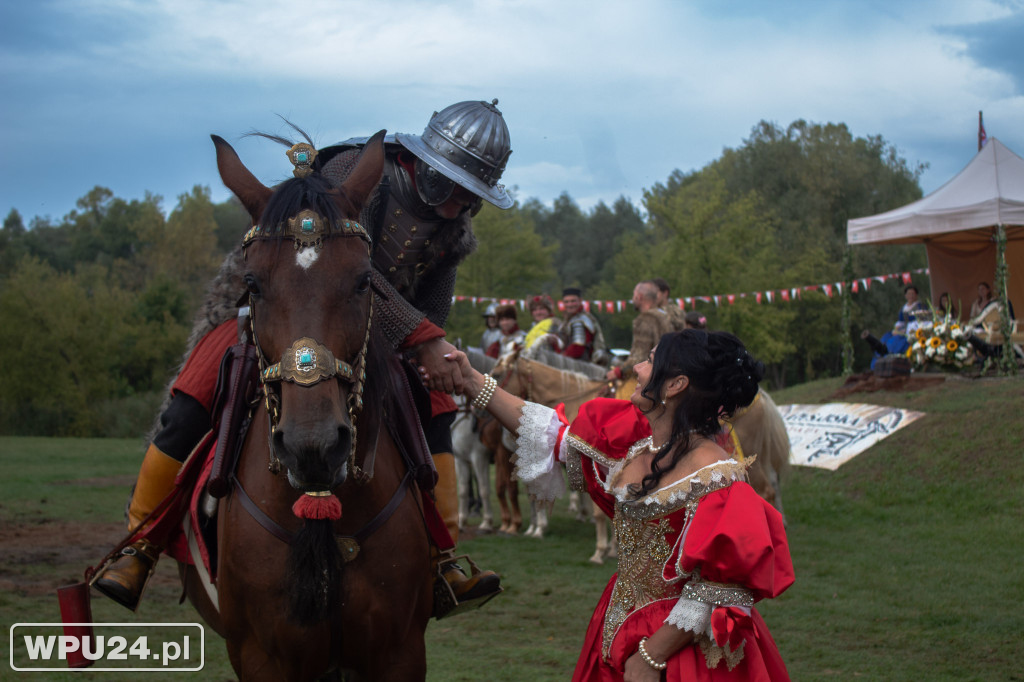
(3, 0, 1024, 220)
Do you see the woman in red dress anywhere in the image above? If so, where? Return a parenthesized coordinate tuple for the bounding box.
(443, 329, 794, 681)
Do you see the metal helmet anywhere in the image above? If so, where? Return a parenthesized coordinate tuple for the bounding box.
(395, 99, 513, 210)
(483, 303, 498, 317)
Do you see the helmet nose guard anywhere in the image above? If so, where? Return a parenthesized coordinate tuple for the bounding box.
(395, 99, 513, 210)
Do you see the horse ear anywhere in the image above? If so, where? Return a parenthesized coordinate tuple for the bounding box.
(336, 129, 386, 216)
(211, 134, 273, 222)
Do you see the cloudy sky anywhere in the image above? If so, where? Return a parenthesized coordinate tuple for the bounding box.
(2, 0, 1022, 225)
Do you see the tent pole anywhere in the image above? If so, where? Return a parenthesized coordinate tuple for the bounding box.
(995, 224, 1017, 375)
(841, 246, 854, 376)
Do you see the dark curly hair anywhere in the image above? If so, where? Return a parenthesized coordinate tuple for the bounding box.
(635, 329, 764, 497)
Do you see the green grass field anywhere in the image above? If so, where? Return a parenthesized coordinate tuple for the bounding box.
(2, 375, 1022, 680)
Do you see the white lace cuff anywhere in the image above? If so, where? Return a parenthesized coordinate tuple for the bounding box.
(665, 596, 713, 634)
(514, 402, 565, 501)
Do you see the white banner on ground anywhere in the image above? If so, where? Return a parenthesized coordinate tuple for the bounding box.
(777, 403, 924, 470)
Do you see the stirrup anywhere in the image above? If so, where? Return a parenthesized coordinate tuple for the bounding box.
(92, 540, 161, 612)
(432, 554, 502, 620)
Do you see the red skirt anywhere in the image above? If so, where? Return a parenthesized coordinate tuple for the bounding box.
(571, 578, 790, 682)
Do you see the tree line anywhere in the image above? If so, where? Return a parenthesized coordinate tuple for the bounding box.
(0, 119, 927, 436)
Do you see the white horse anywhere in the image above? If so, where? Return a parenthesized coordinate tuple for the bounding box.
(451, 397, 495, 533)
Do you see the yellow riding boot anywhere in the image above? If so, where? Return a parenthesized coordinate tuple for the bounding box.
(93, 444, 181, 611)
(431, 452, 501, 618)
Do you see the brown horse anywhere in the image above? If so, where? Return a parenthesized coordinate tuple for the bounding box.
(181, 132, 433, 680)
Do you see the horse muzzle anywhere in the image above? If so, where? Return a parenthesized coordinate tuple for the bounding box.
(273, 415, 352, 491)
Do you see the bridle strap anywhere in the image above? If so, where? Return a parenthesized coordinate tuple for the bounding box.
(230, 466, 414, 547)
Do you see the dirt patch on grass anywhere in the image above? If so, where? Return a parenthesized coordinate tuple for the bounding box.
(830, 372, 947, 399)
(0, 519, 177, 597)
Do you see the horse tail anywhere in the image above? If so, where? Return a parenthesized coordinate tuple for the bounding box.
(287, 518, 343, 625)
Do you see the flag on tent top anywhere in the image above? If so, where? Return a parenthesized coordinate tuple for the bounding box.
(978, 111, 987, 151)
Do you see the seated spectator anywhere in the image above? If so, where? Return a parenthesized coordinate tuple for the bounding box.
(936, 292, 958, 322)
(968, 282, 995, 321)
(868, 284, 926, 368)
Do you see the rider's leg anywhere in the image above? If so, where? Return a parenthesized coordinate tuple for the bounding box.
(94, 393, 211, 611)
(424, 412, 501, 614)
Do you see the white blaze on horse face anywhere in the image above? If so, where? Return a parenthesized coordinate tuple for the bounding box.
(296, 246, 320, 270)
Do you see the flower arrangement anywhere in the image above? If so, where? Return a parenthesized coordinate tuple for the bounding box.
(907, 313, 973, 369)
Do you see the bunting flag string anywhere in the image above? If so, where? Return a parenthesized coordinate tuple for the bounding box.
(452, 268, 929, 315)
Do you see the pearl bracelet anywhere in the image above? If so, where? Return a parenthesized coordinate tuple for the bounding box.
(637, 637, 667, 671)
(471, 374, 497, 410)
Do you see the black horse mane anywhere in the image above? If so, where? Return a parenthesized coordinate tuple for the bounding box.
(247, 122, 350, 234)
(261, 173, 346, 234)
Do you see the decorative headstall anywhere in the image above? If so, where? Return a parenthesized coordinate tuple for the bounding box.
(242, 141, 375, 484)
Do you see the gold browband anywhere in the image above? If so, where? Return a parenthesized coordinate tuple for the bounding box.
(243, 209, 370, 251)
(260, 337, 356, 387)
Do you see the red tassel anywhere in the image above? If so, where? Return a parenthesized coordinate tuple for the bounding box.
(292, 493, 342, 520)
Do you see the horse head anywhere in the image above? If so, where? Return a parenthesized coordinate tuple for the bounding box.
(213, 130, 385, 493)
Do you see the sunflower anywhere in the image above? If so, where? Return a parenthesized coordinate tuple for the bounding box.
(906, 347, 914, 358)
(947, 340, 958, 352)
(928, 336, 942, 348)
(915, 328, 927, 341)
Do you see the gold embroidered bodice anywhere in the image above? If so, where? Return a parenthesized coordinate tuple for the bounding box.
(567, 435, 750, 660)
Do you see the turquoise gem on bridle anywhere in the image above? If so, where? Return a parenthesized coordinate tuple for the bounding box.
(259, 338, 357, 387)
(250, 296, 374, 476)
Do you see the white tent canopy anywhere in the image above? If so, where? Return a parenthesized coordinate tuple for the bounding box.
(848, 138, 1024, 317)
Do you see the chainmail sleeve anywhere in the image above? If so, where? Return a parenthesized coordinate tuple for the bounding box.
(412, 266, 457, 330)
(372, 270, 426, 350)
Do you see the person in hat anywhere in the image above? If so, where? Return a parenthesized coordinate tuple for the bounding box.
(94, 100, 512, 618)
(486, 304, 526, 358)
(559, 287, 608, 363)
(523, 294, 563, 352)
(481, 302, 502, 352)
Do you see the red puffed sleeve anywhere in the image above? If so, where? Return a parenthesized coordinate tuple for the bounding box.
(567, 398, 651, 519)
(681, 481, 793, 599)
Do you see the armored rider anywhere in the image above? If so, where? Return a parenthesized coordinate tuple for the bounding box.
(558, 287, 608, 364)
(94, 100, 512, 618)
(480, 302, 503, 352)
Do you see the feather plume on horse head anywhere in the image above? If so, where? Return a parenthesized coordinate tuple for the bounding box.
(212, 124, 385, 229)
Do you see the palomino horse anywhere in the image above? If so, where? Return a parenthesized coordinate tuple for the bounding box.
(181, 132, 433, 680)
(490, 350, 608, 538)
(722, 388, 790, 523)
